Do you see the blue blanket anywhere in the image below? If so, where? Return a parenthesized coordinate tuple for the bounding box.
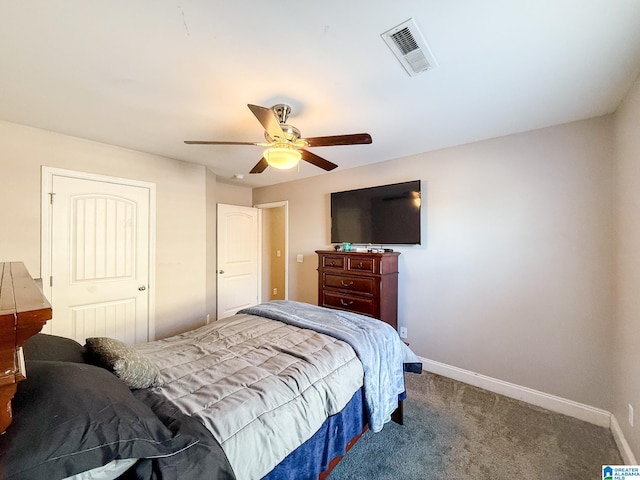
(238, 301, 421, 432)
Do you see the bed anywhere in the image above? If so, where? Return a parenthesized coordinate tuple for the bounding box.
(0, 300, 421, 480)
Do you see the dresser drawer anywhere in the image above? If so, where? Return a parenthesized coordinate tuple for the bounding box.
(346, 256, 376, 273)
(323, 273, 375, 295)
(321, 292, 376, 317)
(322, 255, 345, 270)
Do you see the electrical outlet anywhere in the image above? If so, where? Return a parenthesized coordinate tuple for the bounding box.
(206, 314, 210, 325)
(629, 404, 634, 427)
(399, 327, 408, 339)
(273, 288, 278, 296)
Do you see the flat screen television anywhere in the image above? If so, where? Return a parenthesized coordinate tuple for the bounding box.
(330, 180, 421, 245)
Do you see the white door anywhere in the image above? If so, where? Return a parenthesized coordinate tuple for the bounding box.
(46, 173, 152, 344)
(217, 204, 259, 319)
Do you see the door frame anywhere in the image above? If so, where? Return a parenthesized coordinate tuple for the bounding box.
(40, 166, 157, 339)
(255, 201, 289, 301)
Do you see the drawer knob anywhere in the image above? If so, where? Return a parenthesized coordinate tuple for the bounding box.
(340, 299, 354, 306)
(330, 261, 336, 266)
(341, 280, 354, 287)
(357, 262, 364, 268)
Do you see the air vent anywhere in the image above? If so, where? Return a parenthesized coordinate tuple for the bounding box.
(381, 18, 437, 76)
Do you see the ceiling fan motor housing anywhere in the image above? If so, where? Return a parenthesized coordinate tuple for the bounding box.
(265, 104, 301, 143)
(272, 104, 291, 123)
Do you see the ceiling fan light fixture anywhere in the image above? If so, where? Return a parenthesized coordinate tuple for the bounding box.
(264, 146, 301, 170)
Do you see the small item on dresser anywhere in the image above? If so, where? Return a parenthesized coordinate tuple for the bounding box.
(342, 242, 352, 252)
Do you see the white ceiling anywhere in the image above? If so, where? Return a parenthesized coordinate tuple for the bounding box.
(2, 1, 640, 188)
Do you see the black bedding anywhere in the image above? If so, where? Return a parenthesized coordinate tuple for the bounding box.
(128, 389, 235, 480)
(21, 331, 87, 363)
(0, 334, 235, 480)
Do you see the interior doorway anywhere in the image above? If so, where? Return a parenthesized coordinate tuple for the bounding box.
(256, 201, 288, 303)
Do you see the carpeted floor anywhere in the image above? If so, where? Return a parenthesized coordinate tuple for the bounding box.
(329, 371, 622, 480)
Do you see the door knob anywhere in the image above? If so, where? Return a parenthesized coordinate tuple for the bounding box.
(218, 270, 225, 274)
(138, 285, 146, 291)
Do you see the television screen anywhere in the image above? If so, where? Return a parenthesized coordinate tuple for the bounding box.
(330, 180, 421, 245)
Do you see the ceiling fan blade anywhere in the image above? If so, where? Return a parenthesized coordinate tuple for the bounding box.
(249, 157, 269, 174)
(303, 133, 372, 147)
(248, 104, 286, 141)
(300, 149, 338, 171)
(184, 140, 260, 145)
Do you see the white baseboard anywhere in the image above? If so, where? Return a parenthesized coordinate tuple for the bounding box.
(611, 415, 638, 464)
(419, 356, 611, 428)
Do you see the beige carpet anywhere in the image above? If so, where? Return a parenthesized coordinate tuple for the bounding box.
(329, 371, 622, 479)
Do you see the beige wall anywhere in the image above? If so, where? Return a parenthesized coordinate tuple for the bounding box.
(254, 116, 615, 410)
(613, 72, 640, 457)
(0, 120, 208, 340)
(216, 182, 253, 207)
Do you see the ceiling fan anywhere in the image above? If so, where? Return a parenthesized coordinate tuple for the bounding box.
(185, 104, 372, 174)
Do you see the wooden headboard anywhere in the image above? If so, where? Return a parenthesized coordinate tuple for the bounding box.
(0, 262, 52, 433)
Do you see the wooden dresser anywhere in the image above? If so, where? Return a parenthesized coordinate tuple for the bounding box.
(0, 262, 52, 433)
(316, 250, 400, 330)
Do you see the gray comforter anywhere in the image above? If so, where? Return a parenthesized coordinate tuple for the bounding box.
(239, 300, 419, 432)
(134, 312, 364, 480)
